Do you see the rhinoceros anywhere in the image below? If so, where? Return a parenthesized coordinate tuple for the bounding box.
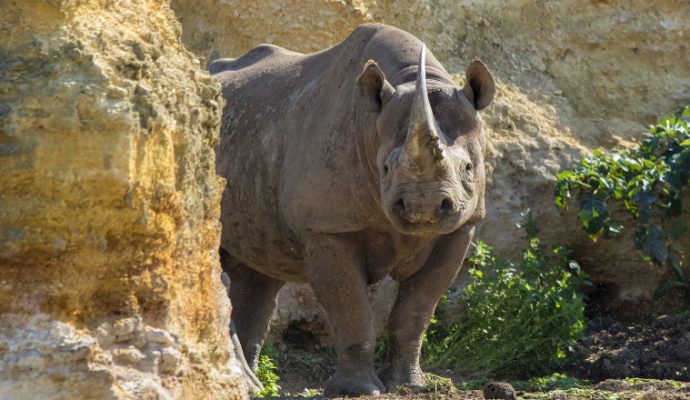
(210, 23, 495, 396)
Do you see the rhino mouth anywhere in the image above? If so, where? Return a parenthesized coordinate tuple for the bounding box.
(402, 220, 442, 231)
(393, 214, 464, 235)
(384, 190, 470, 235)
(398, 211, 456, 225)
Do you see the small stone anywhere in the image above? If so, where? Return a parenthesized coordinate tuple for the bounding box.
(57, 337, 94, 362)
(112, 317, 139, 343)
(549, 390, 567, 400)
(186, 348, 202, 364)
(482, 382, 517, 400)
(141, 349, 162, 373)
(143, 326, 176, 347)
(159, 347, 182, 374)
(132, 331, 147, 349)
(94, 322, 113, 347)
(113, 346, 146, 367)
(106, 86, 128, 99)
(90, 350, 113, 366)
(112, 318, 137, 336)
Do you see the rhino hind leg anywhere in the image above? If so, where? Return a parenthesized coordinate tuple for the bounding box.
(220, 249, 285, 370)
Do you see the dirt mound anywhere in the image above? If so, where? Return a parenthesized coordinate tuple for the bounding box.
(563, 316, 690, 382)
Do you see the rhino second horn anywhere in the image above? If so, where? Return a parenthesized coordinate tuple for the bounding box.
(403, 45, 445, 166)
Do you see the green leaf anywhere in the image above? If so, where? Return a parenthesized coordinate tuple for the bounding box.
(578, 197, 608, 236)
(606, 220, 623, 237)
(639, 225, 667, 264)
(554, 179, 571, 208)
(654, 280, 689, 300)
(667, 255, 686, 281)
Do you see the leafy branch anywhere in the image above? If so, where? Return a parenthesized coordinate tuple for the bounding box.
(555, 105, 690, 307)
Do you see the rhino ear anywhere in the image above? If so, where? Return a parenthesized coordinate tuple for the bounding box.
(357, 59, 395, 112)
(463, 60, 495, 111)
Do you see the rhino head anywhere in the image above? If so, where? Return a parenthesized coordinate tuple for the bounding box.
(358, 46, 495, 235)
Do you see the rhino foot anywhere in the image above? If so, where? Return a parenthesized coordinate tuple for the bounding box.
(324, 369, 384, 397)
(380, 365, 425, 393)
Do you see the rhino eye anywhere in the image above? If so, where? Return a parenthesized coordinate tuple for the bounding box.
(465, 162, 473, 177)
(383, 165, 389, 175)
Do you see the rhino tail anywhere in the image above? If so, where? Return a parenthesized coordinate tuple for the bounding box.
(231, 319, 265, 394)
(221, 271, 264, 394)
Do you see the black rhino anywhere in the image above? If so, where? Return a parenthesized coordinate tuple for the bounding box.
(210, 23, 495, 396)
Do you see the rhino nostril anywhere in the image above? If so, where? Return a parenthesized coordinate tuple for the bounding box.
(393, 198, 406, 216)
(440, 198, 454, 214)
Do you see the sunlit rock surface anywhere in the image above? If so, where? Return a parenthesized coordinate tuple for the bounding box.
(0, 1, 246, 398)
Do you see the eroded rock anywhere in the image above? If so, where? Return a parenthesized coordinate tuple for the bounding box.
(0, 1, 246, 398)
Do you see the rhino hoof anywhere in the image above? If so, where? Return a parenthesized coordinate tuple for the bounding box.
(386, 382, 424, 394)
(324, 370, 384, 397)
(380, 366, 425, 393)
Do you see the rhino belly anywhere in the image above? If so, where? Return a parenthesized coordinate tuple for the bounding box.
(219, 175, 307, 283)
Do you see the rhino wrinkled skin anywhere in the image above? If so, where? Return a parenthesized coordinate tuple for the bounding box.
(210, 23, 495, 396)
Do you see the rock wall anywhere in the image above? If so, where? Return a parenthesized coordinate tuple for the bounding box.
(0, 1, 246, 398)
(170, 0, 690, 337)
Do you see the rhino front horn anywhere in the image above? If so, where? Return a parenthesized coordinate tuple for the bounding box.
(403, 45, 445, 167)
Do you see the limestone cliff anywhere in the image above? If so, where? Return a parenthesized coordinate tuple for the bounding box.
(0, 1, 245, 398)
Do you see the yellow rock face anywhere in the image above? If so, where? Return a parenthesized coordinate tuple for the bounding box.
(0, 1, 245, 398)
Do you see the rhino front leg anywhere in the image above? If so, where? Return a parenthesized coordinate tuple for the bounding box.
(383, 224, 475, 392)
(305, 234, 384, 397)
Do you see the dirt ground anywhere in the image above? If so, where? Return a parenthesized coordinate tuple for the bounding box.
(265, 377, 690, 400)
(262, 314, 690, 399)
(563, 315, 690, 381)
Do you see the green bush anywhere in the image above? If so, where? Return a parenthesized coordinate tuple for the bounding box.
(554, 105, 690, 307)
(256, 341, 281, 397)
(423, 211, 586, 378)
